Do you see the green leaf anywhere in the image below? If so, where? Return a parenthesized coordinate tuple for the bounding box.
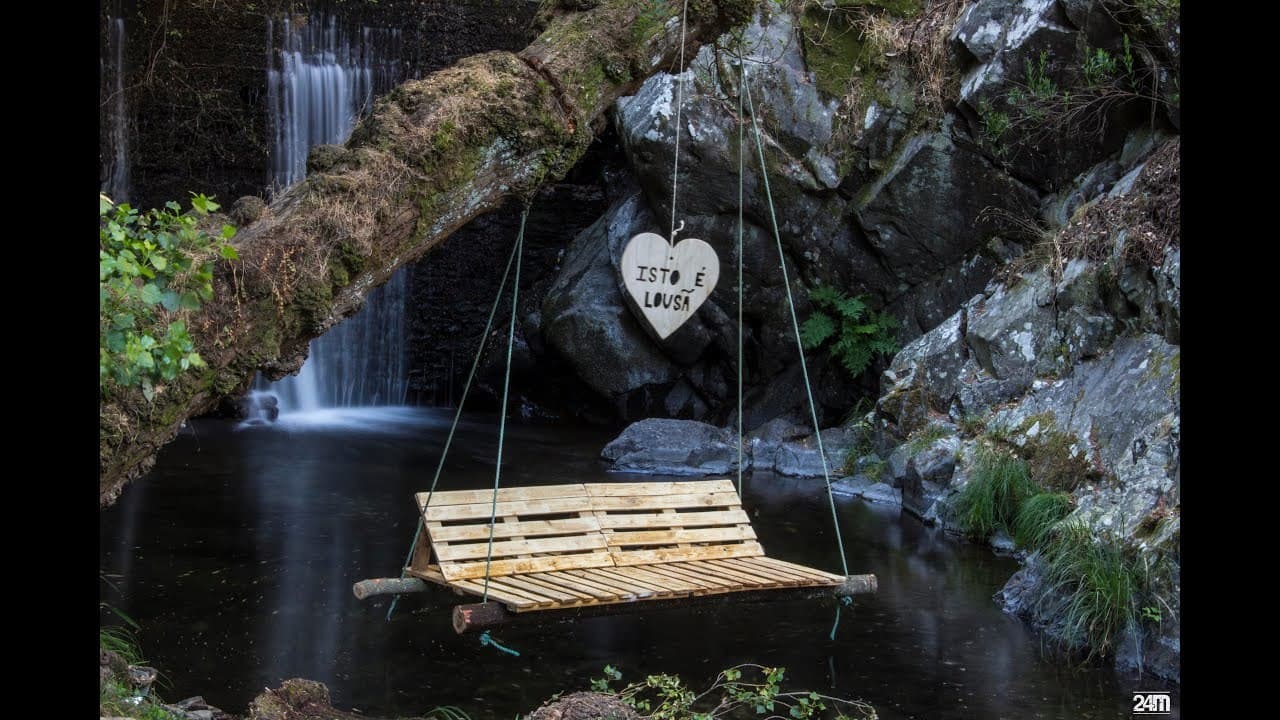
(139, 284, 163, 305)
(221, 224, 237, 239)
(150, 254, 167, 271)
(799, 313, 836, 349)
(220, 243, 239, 260)
(100, 195, 114, 215)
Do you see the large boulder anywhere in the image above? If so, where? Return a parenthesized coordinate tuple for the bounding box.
(600, 419, 742, 475)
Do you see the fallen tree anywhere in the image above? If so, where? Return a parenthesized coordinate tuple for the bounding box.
(99, 0, 754, 505)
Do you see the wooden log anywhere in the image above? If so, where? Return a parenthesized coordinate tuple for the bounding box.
(835, 574, 878, 597)
(450, 574, 878, 634)
(352, 577, 429, 600)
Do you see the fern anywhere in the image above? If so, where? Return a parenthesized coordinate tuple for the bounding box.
(801, 285, 899, 379)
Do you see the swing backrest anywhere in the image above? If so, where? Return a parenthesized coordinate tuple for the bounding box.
(417, 479, 763, 582)
(584, 479, 764, 566)
(417, 483, 612, 581)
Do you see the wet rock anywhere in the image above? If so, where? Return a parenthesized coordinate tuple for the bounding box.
(229, 195, 267, 226)
(601, 419, 741, 475)
(832, 475, 878, 498)
(861, 482, 903, 506)
(773, 425, 860, 478)
(745, 417, 808, 470)
(248, 678, 353, 720)
(525, 691, 640, 720)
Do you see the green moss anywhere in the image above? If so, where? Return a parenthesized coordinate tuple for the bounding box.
(798, 0, 921, 98)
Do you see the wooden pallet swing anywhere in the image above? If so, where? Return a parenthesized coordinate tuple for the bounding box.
(353, 12, 877, 636)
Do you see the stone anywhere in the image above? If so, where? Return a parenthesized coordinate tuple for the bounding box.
(861, 482, 903, 506)
(831, 475, 877, 498)
(745, 417, 808, 470)
(229, 195, 267, 227)
(773, 425, 859, 477)
(600, 419, 741, 476)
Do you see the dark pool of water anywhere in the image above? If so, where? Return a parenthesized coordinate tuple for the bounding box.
(99, 408, 1172, 719)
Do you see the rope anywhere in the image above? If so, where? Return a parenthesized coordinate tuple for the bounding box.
(482, 206, 527, 604)
(829, 595, 852, 641)
(668, 0, 690, 242)
(742, 69, 849, 578)
(479, 631, 521, 657)
(385, 218, 524, 622)
(735, 53, 745, 497)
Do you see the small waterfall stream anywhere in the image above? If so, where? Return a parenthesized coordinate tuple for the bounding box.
(102, 15, 130, 202)
(255, 13, 409, 416)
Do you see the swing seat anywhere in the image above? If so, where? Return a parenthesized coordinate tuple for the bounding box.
(404, 479, 863, 617)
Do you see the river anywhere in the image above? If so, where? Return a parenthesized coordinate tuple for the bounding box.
(99, 408, 1155, 719)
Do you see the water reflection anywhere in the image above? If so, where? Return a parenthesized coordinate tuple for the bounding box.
(100, 411, 1163, 719)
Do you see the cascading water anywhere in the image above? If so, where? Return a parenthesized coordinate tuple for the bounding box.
(265, 14, 403, 192)
(253, 13, 409, 418)
(102, 15, 130, 202)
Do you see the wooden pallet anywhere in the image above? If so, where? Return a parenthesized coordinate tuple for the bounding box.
(406, 479, 850, 614)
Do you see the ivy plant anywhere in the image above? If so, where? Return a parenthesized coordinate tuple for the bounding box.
(99, 193, 238, 400)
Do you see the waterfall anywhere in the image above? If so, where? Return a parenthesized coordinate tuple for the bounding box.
(255, 13, 409, 415)
(266, 14, 402, 192)
(102, 16, 130, 202)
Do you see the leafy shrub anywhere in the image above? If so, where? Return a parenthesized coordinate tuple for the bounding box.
(100, 193, 237, 400)
(800, 285, 898, 379)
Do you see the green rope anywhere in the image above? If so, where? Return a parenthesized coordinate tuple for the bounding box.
(742, 69, 849, 578)
(829, 595, 852, 641)
(736, 51, 746, 498)
(385, 209, 525, 622)
(482, 207, 527, 604)
(479, 631, 521, 657)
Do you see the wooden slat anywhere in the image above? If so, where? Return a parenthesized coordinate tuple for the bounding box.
(728, 557, 832, 585)
(608, 565, 701, 594)
(430, 517, 601, 541)
(716, 558, 808, 586)
(684, 560, 787, 589)
(627, 563, 723, 592)
(498, 575, 592, 603)
(450, 578, 551, 608)
(573, 568, 665, 598)
(424, 495, 595, 522)
(603, 525, 757, 548)
(417, 484, 586, 508)
(589, 492, 745, 512)
(588, 568, 681, 598)
(610, 541, 765, 566)
(531, 572, 624, 601)
(748, 556, 846, 583)
(594, 508, 751, 529)
(584, 479, 737, 497)
(432, 533, 608, 562)
(439, 551, 615, 581)
(560, 568, 651, 598)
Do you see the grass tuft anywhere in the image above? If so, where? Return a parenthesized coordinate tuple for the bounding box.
(950, 447, 1035, 540)
(1012, 492, 1073, 550)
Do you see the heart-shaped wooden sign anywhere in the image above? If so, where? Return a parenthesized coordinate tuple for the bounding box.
(620, 232, 720, 340)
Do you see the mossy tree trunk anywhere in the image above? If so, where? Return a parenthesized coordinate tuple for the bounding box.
(100, 0, 754, 506)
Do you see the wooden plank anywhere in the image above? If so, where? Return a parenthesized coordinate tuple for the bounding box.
(416, 484, 586, 509)
(584, 479, 737, 497)
(573, 568, 664, 599)
(424, 495, 596, 522)
(595, 508, 751, 529)
(560, 568, 650, 598)
(608, 565, 701, 594)
(429, 517, 600, 542)
(449, 578, 548, 609)
(684, 560, 787, 588)
(439, 551, 614, 581)
(653, 562, 744, 592)
(610, 541, 764, 566)
(432, 533, 608, 562)
(589, 492, 745, 512)
(750, 556, 846, 583)
(716, 558, 809, 586)
(497, 575, 591, 604)
(406, 565, 448, 584)
(603, 525, 757, 548)
(530, 572, 624, 601)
